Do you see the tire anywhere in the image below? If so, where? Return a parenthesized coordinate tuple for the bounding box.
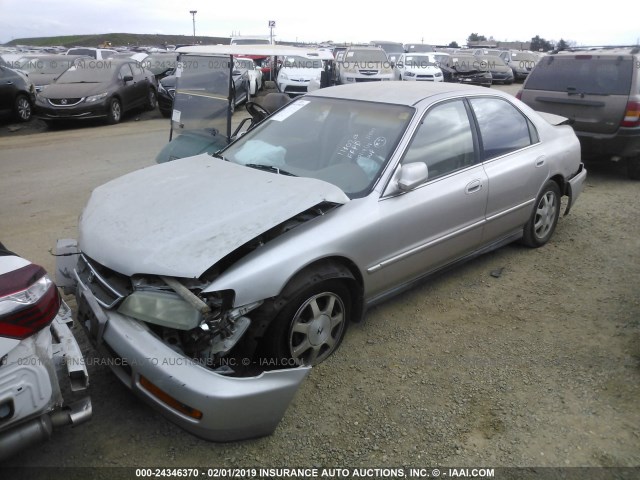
(627, 157, 640, 180)
(106, 98, 122, 124)
(146, 88, 157, 111)
(521, 180, 561, 248)
(260, 277, 352, 366)
(14, 94, 32, 122)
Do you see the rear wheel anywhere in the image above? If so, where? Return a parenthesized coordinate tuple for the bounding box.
(522, 180, 561, 247)
(14, 94, 32, 122)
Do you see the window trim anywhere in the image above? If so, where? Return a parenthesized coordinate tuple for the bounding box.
(465, 95, 541, 163)
(399, 98, 480, 180)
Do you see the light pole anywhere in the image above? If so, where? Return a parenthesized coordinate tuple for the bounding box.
(189, 10, 197, 39)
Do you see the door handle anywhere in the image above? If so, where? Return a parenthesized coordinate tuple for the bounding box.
(535, 155, 546, 167)
(6, 81, 13, 85)
(465, 179, 482, 194)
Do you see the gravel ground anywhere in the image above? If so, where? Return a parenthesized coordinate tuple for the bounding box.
(0, 85, 638, 478)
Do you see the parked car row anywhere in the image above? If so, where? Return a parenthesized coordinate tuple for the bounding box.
(334, 46, 510, 88)
(0, 51, 176, 125)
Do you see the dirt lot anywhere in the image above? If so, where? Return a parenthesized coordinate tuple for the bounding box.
(0, 86, 638, 476)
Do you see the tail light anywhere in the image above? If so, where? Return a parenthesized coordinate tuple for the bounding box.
(0, 264, 60, 339)
(620, 101, 640, 128)
(515, 89, 523, 100)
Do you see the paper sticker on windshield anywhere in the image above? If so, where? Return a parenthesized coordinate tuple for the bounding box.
(347, 52, 355, 57)
(270, 100, 310, 122)
(172, 109, 181, 123)
(175, 63, 183, 78)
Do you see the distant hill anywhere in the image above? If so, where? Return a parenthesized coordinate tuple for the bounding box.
(4, 33, 230, 48)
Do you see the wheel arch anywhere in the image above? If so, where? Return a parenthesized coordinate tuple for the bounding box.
(279, 256, 365, 323)
(248, 256, 365, 342)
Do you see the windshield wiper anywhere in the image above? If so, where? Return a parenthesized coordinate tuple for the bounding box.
(211, 152, 228, 161)
(245, 163, 296, 176)
(566, 86, 609, 97)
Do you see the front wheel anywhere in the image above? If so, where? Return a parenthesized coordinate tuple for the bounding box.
(521, 180, 561, 247)
(261, 279, 351, 366)
(14, 94, 32, 122)
(106, 98, 122, 124)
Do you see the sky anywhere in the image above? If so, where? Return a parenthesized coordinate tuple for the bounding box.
(0, 0, 638, 47)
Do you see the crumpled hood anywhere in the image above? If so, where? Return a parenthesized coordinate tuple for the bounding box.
(79, 154, 349, 278)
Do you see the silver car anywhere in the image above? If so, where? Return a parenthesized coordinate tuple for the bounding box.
(56, 82, 586, 441)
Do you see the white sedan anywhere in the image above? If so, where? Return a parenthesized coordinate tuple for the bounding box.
(395, 53, 444, 82)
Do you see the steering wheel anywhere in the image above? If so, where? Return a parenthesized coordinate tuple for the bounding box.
(245, 101, 270, 122)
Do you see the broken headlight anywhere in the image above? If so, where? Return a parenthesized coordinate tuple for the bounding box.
(117, 291, 202, 330)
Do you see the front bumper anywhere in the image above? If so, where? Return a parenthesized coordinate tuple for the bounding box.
(401, 74, 444, 82)
(64, 247, 309, 441)
(278, 79, 311, 95)
(35, 98, 109, 120)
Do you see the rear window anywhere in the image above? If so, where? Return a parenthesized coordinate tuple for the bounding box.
(68, 48, 96, 58)
(526, 56, 633, 95)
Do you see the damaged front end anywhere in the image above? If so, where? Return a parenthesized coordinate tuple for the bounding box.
(54, 203, 344, 440)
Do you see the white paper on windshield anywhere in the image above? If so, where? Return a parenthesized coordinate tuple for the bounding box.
(347, 52, 355, 57)
(172, 109, 181, 123)
(270, 100, 310, 122)
(175, 63, 183, 77)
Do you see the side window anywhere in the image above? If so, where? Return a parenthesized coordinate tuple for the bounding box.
(470, 97, 534, 159)
(118, 64, 133, 80)
(402, 100, 475, 180)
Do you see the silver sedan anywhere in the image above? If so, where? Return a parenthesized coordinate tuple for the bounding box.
(57, 82, 586, 441)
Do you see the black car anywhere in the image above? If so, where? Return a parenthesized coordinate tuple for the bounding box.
(446, 54, 493, 87)
(0, 62, 35, 122)
(35, 58, 157, 125)
(157, 74, 176, 118)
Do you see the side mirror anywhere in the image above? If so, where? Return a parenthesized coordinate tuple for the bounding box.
(123, 75, 134, 83)
(398, 162, 429, 191)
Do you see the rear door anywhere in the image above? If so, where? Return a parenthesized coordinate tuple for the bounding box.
(129, 62, 150, 107)
(468, 96, 548, 240)
(520, 55, 633, 134)
(117, 63, 137, 108)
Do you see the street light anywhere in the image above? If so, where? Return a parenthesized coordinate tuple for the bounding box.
(189, 10, 197, 39)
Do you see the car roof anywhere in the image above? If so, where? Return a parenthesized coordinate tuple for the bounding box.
(552, 47, 639, 57)
(307, 82, 506, 106)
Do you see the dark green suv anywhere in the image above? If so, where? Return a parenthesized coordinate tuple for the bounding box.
(517, 47, 640, 179)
